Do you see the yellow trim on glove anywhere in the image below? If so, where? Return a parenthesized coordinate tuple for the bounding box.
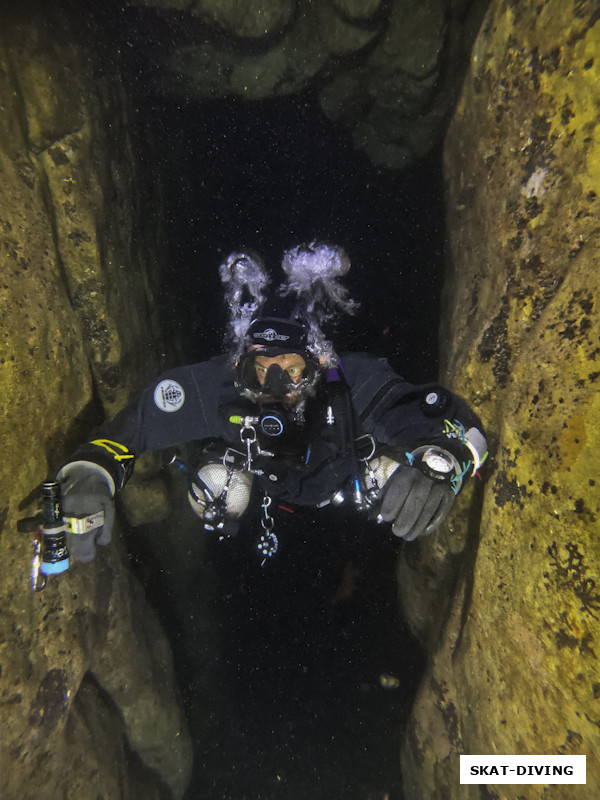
(90, 439, 135, 463)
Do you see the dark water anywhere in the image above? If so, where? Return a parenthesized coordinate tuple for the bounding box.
(127, 478, 427, 799)
(170, 505, 425, 800)
(136, 92, 445, 381)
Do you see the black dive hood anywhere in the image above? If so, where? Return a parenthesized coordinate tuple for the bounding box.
(237, 294, 321, 400)
(245, 293, 309, 352)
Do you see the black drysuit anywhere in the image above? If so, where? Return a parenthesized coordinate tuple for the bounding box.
(69, 352, 484, 509)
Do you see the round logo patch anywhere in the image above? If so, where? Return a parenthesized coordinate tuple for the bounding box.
(154, 380, 185, 413)
(260, 415, 284, 436)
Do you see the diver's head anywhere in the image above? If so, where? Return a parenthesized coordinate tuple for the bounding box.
(220, 241, 359, 403)
(236, 293, 320, 404)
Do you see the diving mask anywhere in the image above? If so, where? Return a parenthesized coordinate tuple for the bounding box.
(237, 348, 319, 402)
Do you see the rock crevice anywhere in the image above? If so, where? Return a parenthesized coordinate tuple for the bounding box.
(400, 1, 600, 796)
(0, 8, 191, 799)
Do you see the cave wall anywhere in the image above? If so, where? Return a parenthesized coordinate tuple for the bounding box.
(131, 0, 490, 169)
(399, 0, 600, 797)
(0, 8, 192, 799)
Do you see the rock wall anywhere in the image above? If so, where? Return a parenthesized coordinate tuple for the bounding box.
(130, 0, 490, 168)
(400, 0, 600, 797)
(0, 8, 192, 799)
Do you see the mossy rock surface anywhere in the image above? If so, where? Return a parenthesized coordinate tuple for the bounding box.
(0, 10, 190, 799)
(400, 1, 600, 797)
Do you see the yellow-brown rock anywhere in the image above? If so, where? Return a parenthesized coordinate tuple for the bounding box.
(0, 8, 192, 799)
(400, 1, 600, 797)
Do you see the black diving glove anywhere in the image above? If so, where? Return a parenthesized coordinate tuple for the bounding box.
(379, 465, 455, 541)
(58, 463, 115, 562)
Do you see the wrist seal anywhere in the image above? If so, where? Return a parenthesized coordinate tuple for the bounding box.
(61, 439, 135, 492)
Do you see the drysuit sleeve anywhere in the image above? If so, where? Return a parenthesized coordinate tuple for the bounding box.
(342, 353, 487, 490)
(60, 357, 239, 491)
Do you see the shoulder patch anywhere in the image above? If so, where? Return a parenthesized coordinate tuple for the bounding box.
(154, 379, 185, 412)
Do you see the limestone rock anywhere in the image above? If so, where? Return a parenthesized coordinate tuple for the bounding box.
(134, 0, 488, 167)
(192, 0, 295, 38)
(161, 0, 379, 99)
(400, 0, 600, 796)
(2, 10, 167, 418)
(134, 0, 295, 39)
(2, 534, 192, 800)
(320, 0, 490, 168)
(330, 0, 383, 21)
(0, 9, 191, 799)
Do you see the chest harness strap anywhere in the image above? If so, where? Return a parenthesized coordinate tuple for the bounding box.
(322, 364, 381, 512)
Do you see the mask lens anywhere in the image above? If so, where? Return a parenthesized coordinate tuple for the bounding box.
(238, 351, 315, 400)
(255, 354, 306, 388)
(284, 363, 305, 383)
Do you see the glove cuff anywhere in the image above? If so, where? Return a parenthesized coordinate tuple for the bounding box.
(57, 460, 116, 497)
(59, 439, 135, 491)
(462, 426, 488, 472)
(366, 453, 402, 490)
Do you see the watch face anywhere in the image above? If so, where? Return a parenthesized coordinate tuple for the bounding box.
(423, 448, 454, 474)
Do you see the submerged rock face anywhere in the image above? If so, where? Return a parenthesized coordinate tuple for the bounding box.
(400, 0, 600, 796)
(0, 8, 192, 799)
(131, 0, 489, 168)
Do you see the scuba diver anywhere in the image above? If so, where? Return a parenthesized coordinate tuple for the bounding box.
(55, 242, 487, 566)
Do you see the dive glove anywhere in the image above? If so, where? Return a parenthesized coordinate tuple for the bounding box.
(378, 464, 455, 540)
(372, 423, 487, 540)
(57, 462, 115, 562)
